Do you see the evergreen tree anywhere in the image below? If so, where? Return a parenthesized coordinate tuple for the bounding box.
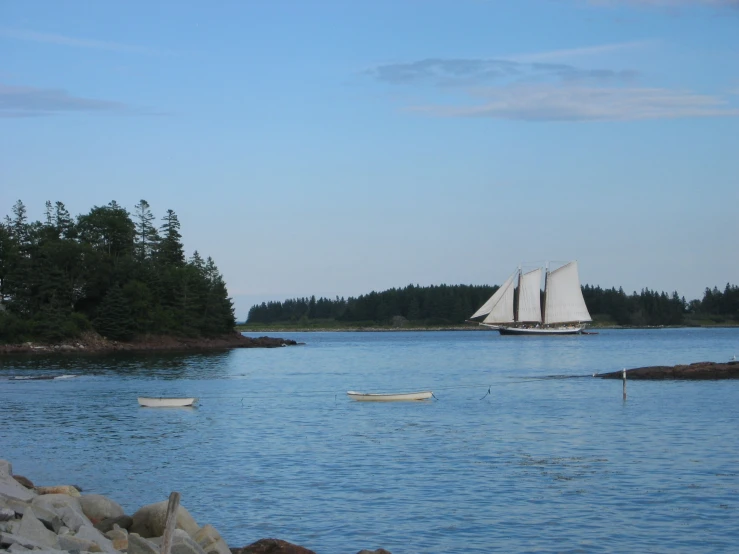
(134, 199, 159, 262)
(157, 209, 185, 266)
(93, 284, 135, 340)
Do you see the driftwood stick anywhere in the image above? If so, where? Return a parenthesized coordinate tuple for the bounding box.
(160, 491, 181, 554)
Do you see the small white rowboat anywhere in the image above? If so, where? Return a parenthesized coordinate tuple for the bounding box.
(137, 397, 197, 408)
(346, 390, 433, 402)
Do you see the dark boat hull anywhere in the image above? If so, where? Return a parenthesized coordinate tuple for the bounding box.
(498, 326, 583, 336)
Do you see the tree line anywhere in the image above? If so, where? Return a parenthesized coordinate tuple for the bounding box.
(247, 282, 739, 327)
(0, 200, 235, 343)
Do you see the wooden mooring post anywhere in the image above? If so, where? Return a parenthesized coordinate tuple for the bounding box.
(160, 491, 181, 554)
(622, 368, 627, 401)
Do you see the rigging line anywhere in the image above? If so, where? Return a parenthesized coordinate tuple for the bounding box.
(479, 386, 491, 400)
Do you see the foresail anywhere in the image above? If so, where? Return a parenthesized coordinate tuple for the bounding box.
(517, 268, 542, 323)
(482, 274, 515, 324)
(470, 272, 516, 322)
(543, 261, 592, 324)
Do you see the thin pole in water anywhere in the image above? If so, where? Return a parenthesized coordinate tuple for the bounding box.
(622, 368, 627, 401)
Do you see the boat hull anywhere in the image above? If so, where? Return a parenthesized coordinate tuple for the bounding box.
(137, 397, 197, 407)
(346, 391, 433, 402)
(498, 326, 583, 336)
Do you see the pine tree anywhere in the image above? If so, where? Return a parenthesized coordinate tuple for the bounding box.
(93, 284, 135, 340)
(157, 209, 185, 267)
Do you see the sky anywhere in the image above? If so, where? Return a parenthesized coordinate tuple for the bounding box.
(1, 0, 738, 320)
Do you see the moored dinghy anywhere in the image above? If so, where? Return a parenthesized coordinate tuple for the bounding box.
(137, 397, 198, 407)
(346, 390, 433, 402)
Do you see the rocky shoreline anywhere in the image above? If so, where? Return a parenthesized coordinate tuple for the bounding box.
(598, 360, 739, 380)
(0, 332, 298, 355)
(0, 460, 390, 554)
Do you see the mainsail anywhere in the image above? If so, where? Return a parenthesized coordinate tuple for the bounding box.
(517, 268, 542, 323)
(543, 261, 592, 325)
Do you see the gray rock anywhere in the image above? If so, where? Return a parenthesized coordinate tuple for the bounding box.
(130, 500, 200, 538)
(8, 543, 31, 553)
(0, 520, 21, 535)
(171, 528, 207, 554)
(0, 495, 30, 516)
(0, 530, 56, 550)
(75, 523, 117, 553)
(0, 472, 36, 503)
(31, 494, 91, 532)
(0, 460, 12, 478)
(0, 507, 14, 521)
(80, 495, 125, 523)
(30, 505, 63, 532)
(95, 515, 133, 534)
(18, 506, 60, 549)
(58, 533, 101, 552)
(127, 533, 159, 554)
(193, 524, 231, 554)
(105, 525, 129, 551)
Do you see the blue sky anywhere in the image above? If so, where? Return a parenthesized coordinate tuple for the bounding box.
(2, 0, 738, 320)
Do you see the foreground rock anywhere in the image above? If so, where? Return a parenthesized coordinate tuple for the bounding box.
(598, 360, 739, 380)
(0, 331, 297, 355)
(1, 460, 390, 554)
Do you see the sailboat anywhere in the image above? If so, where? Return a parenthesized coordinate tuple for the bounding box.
(469, 261, 592, 335)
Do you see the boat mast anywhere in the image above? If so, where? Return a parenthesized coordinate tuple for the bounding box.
(541, 262, 549, 325)
(514, 265, 522, 323)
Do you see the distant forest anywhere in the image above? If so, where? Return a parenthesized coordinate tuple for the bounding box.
(0, 200, 235, 343)
(246, 282, 739, 327)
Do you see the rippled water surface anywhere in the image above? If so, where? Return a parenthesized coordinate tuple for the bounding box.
(1, 328, 738, 553)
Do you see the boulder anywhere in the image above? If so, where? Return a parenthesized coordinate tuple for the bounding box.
(237, 538, 317, 554)
(193, 524, 231, 554)
(12, 476, 34, 490)
(29, 505, 63, 532)
(31, 494, 91, 532)
(80, 494, 125, 523)
(95, 514, 134, 534)
(35, 486, 81, 497)
(58, 533, 103, 552)
(0, 460, 12, 478)
(0, 471, 36, 503)
(105, 525, 129, 551)
(130, 500, 200, 538)
(170, 528, 207, 554)
(75, 523, 118, 553)
(18, 508, 60, 549)
(128, 533, 160, 554)
(0, 508, 15, 522)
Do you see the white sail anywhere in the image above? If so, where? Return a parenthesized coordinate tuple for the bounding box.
(517, 268, 542, 323)
(470, 272, 516, 323)
(543, 261, 592, 325)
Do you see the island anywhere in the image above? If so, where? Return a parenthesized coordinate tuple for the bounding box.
(598, 361, 739, 380)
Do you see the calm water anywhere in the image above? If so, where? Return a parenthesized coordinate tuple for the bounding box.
(1, 328, 738, 554)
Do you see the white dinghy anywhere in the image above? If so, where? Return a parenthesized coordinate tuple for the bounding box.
(137, 397, 198, 408)
(346, 390, 433, 402)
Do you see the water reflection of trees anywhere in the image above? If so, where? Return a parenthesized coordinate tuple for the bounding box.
(0, 350, 236, 380)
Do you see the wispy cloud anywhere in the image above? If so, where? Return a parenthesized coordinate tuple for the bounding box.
(367, 58, 637, 87)
(0, 27, 166, 55)
(585, 0, 739, 7)
(509, 40, 655, 63)
(365, 53, 738, 122)
(410, 84, 739, 121)
(0, 83, 138, 118)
